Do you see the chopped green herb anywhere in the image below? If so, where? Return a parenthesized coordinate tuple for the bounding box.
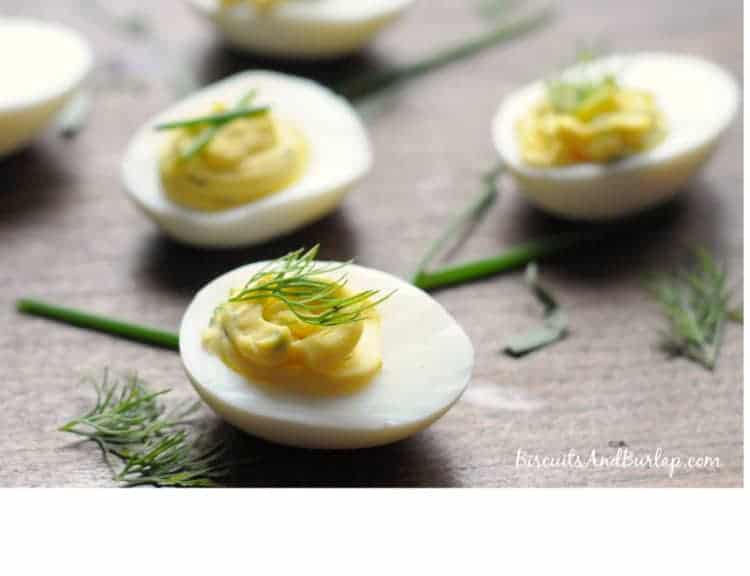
(155, 91, 264, 160)
(154, 106, 269, 132)
(545, 42, 616, 114)
(503, 263, 568, 357)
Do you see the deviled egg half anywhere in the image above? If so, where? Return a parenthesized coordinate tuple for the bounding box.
(122, 71, 372, 247)
(186, 0, 416, 59)
(0, 18, 93, 156)
(179, 246, 474, 449)
(493, 52, 739, 219)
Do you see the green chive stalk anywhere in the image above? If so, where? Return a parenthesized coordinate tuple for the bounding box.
(413, 234, 579, 291)
(337, 4, 554, 100)
(16, 299, 179, 351)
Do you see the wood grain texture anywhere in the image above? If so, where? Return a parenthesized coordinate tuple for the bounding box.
(0, 0, 743, 487)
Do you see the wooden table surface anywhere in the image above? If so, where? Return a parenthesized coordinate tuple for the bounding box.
(0, 0, 743, 487)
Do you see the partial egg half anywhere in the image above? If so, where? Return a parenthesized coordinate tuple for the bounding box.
(180, 261, 474, 449)
(0, 18, 93, 156)
(122, 71, 372, 247)
(493, 52, 739, 220)
(185, 0, 416, 59)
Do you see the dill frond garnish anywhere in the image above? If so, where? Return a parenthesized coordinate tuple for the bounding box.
(649, 248, 739, 371)
(227, 245, 394, 327)
(60, 371, 229, 487)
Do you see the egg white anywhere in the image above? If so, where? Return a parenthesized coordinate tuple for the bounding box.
(186, 0, 416, 59)
(0, 18, 93, 156)
(180, 262, 474, 449)
(122, 71, 372, 247)
(493, 52, 739, 220)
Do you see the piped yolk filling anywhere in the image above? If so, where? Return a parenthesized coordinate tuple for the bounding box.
(220, 0, 285, 11)
(160, 108, 308, 211)
(202, 281, 383, 397)
(517, 82, 667, 167)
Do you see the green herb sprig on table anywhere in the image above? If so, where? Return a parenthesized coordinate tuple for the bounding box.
(503, 263, 568, 357)
(228, 245, 395, 327)
(649, 248, 741, 371)
(337, 1, 555, 101)
(16, 246, 392, 347)
(155, 90, 268, 160)
(17, 299, 179, 351)
(411, 162, 581, 291)
(60, 371, 230, 487)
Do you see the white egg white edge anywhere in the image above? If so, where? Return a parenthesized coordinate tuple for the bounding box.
(179, 262, 474, 449)
(0, 18, 94, 114)
(492, 52, 740, 183)
(121, 70, 373, 248)
(187, 0, 416, 24)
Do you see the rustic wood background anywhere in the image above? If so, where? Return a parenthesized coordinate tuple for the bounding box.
(0, 0, 743, 487)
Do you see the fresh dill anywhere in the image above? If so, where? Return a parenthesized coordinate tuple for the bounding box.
(228, 245, 394, 327)
(155, 91, 267, 160)
(60, 371, 229, 487)
(503, 263, 568, 357)
(649, 248, 739, 371)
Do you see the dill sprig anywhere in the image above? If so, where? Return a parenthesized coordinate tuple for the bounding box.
(60, 371, 229, 487)
(649, 248, 737, 371)
(228, 245, 394, 327)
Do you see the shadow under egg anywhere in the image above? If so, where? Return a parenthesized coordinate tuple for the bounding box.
(134, 207, 361, 296)
(492, 176, 729, 284)
(201, 418, 459, 487)
(0, 145, 74, 228)
(191, 37, 389, 94)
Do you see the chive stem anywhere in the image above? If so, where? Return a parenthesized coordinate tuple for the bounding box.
(16, 299, 179, 351)
(154, 106, 269, 131)
(413, 234, 579, 291)
(411, 163, 503, 283)
(337, 4, 554, 100)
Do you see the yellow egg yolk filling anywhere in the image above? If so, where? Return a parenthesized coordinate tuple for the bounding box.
(202, 279, 383, 396)
(517, 78, 667, 167)
(159, 108, 309, 211)
(220, 0, 285, 11)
